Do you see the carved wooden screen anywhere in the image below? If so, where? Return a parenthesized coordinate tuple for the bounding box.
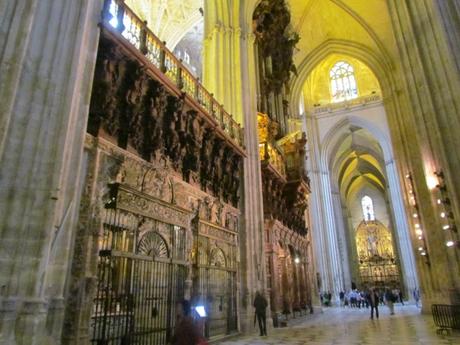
(91, 188, 188, 345)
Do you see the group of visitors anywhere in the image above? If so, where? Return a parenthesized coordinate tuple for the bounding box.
(172, 287, 421, 344)
(336, 288, 405, 311)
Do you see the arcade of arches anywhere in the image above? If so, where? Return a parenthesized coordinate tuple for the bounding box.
(0, 0, 459, 344)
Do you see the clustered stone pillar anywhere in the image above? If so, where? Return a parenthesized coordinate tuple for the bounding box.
(202, 0, 267, 332)
(331, 190, 352, 290)
(387, 0, 460, 309)
(0, 1, 102, 344)
(385, 160, 418, 295)
(304, 118, 331, 295)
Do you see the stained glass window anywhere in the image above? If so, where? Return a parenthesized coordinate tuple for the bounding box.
(361, 195, 375, 221)
(330, 61, 358, 102)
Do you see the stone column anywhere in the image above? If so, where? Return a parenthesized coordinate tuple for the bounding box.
(0, 0, 103, 344)
(331, 190, 352, 290)
(387, 0, 460, 309)
(305, 114, 332, 295)
(345, 209, 360, 285)
(385, 160, 418, 295)
(433, 0, 460, 74)
(202, 0, 267, 332)
(319, 169, 346, 302)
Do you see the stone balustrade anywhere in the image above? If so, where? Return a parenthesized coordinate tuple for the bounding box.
(311, 94, 382, 115)
(102, 0, 244, 148)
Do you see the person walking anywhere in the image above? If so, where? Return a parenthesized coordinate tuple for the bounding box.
(253, 291, 268, 336)
(385, 289, 395, 315)
(398, 289, 404, 305)
(339, 291, 345, 307)
(367, 288, 379, 320)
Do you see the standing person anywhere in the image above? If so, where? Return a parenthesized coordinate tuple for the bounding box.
(367, 288, 379, 320)
(413, 288, 420, 308)
(253, 291, 268, 336)
(171, 300, 206, 345)
(339, 291, 345, 307)
(398, 290, 404, 305)
(385, 289, 395, 315)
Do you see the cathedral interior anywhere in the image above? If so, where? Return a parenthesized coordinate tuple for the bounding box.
(0, 0, 459, 344)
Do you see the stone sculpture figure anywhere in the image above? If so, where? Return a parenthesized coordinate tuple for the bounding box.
(185, 110, 203, 175)
(115, 59, 145, 148)
(231, 158, 241, 206)
(200, 130, 215, 190)
(212, 141, 225, 195)
(164, 94, 185, 167)
(147, 83, 167, 160)
(89, 39, 125, 137)
(129, 73, 149, 155)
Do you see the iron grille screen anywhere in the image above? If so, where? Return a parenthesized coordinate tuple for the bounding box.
(91, 208, 187, 345)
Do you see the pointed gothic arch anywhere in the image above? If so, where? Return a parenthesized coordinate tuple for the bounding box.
(289, 39, 392, 117)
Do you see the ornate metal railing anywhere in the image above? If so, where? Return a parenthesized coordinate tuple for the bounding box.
(312, 94, 382, 115)
(101, 0, 244, 148)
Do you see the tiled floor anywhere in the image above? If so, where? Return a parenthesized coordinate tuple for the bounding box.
(218, 305, 460, 345)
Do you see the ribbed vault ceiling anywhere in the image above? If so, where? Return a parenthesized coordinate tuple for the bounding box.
(126, 0, 203, 49)
(287, 0, 397, 65)
(331, 127, 386, 201)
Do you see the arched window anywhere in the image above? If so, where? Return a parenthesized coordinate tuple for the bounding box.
(361, 195, 375, 221)
(330, 61, 358, 102)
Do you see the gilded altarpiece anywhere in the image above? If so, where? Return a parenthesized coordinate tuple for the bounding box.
(355, 220, 401, 289)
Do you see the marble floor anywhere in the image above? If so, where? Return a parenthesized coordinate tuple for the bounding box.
(218, 305, 460, 345)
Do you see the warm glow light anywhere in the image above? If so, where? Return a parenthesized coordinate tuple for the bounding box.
(446, 241, 455, 247)
(421, 252, 427, 256)
(440, 212, 446, 218)
(443, 225, 450, 230)
(418, 236, 423, 240)
(415, 223, 420, 228)
(418, 247, 423, 251)
(437, 199, 442, 205)
(415, 229, 423, 235)
(426, 175, 438, 190)
(405, 174, 411, 179)
(413, 213, 418, 218)
(294, 257, 300, 264)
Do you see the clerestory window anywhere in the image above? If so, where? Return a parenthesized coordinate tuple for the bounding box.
(330, 61, 358, 102)
(361, 195, 375, 221)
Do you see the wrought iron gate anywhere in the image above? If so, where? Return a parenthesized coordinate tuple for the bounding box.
(91, 204, 188, 345)
(194, 231, 238, 338)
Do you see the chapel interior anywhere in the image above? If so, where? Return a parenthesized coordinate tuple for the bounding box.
(0, 0, 460, 344)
